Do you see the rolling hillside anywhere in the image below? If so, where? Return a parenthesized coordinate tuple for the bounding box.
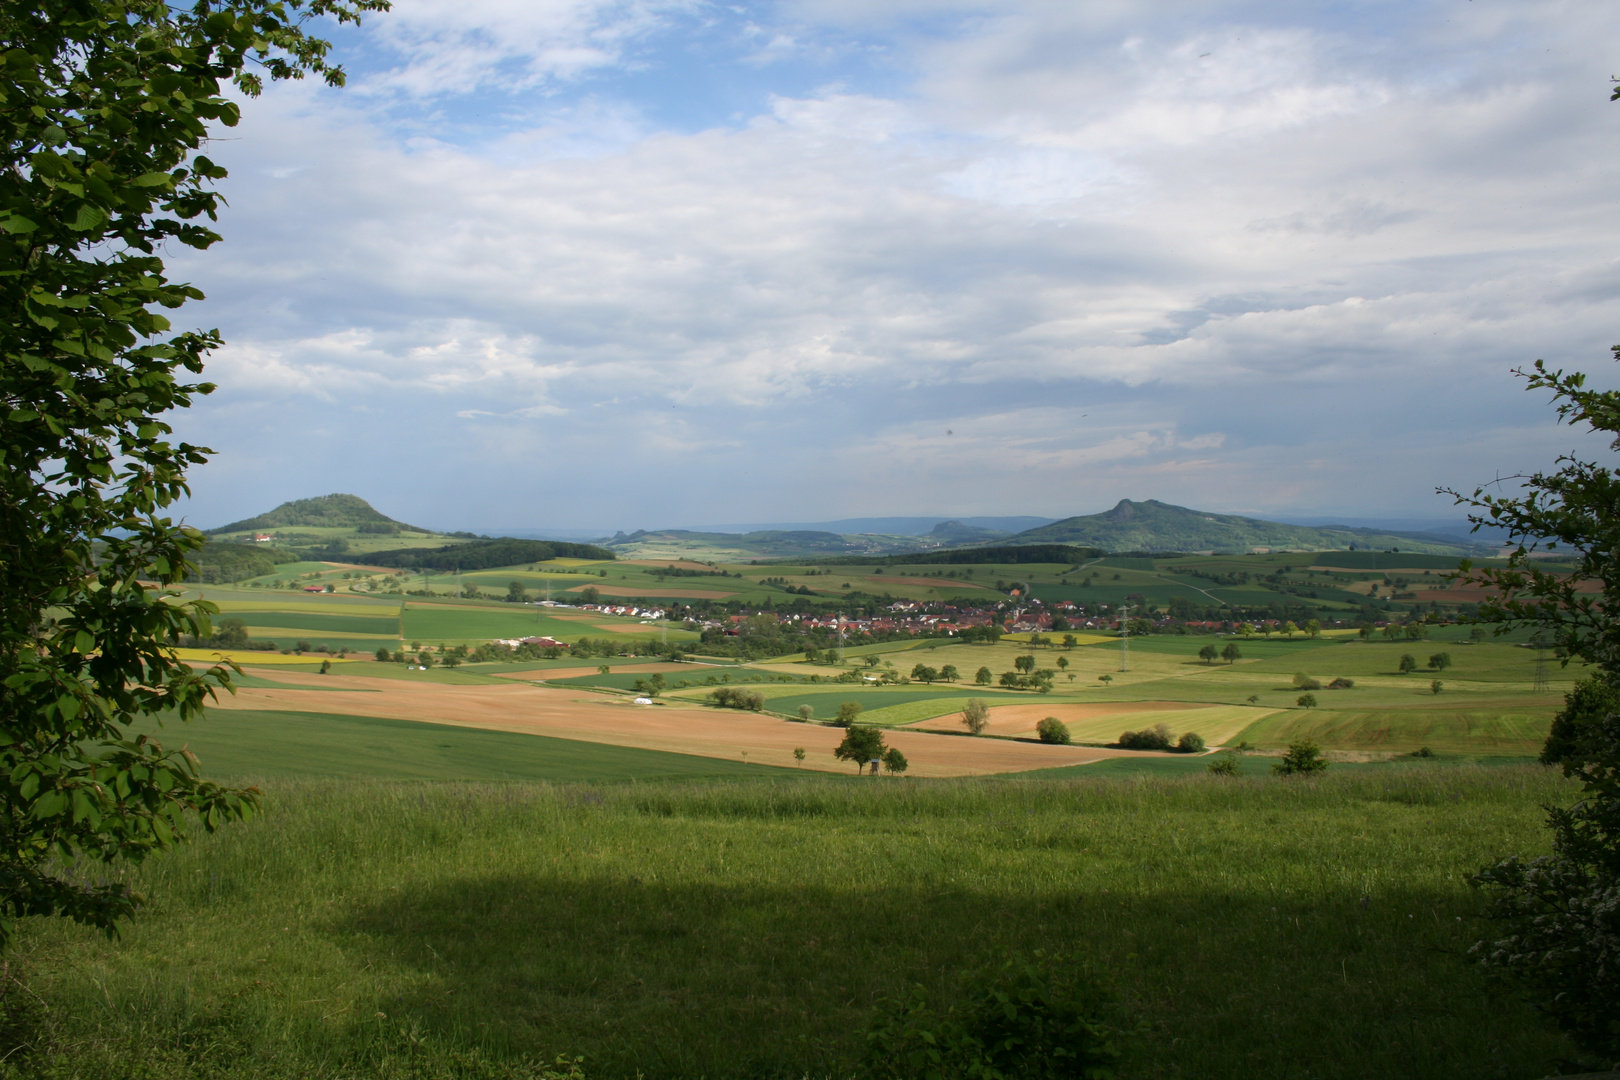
(210, 493, 425, 534)
(1007, 500, 1488, 556)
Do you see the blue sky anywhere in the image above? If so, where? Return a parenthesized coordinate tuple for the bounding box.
(168, 0, 1620, 535)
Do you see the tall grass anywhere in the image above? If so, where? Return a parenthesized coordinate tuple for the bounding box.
(4, 768, 1577, 1078)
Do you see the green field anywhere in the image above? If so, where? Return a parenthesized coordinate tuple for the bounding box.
(142, 709, 790, 782)
(10, 770, 1578, 1079)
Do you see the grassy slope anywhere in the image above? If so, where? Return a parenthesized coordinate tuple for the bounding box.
(10, 771, 1575, 1079)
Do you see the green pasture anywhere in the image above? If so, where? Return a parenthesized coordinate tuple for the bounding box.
(742, 686, 980, 721)
(229, 611, 402, 636)
(139, 709, 785, 782)
(1229, 707, 1558, 755)
(10, 770, 1578, 1079)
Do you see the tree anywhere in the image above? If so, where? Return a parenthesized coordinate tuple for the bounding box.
(597, 664, 611, 676)
(1176, 731, 1205, 753)
(910, 663, 938, 684)
(1273, 739, 1327, 774)
(881, 746, 908, 775)
(1098, 674, 1113, 686)
(1198, 644, 1218, 664)
(961, 699, 990, 736)
(793, 747, 805, 766)
(1428, 652, 1452, 670)
(579, 586, 600, 604)
(797, 704, 814, 721)
(1035, 716, 1071, 744)
(1305, 619, 1322, 639)
(1055, 655, 1069, 672)
(1398, 654, 1417, 674)
(505, 580, 527, 603)
(374, 647, 391, 662)
(975, 666, 993, 685)
(835, 701, 864, 726)
(1283, 621, 1298, 638)
(0, 0, 385, 948)
(1238, 622, 1254, 638)
(834, 725, 885, 772)
(318, 659, 332, 675)
(1062, 633, 1077, 649)
(1222, 643, 1242, 664)
(1429, 679, 1443, 695)
(1446, 355, 1620, 1057)
(1296, 693, 1317, 708)
(1014, 654, 1036, 674)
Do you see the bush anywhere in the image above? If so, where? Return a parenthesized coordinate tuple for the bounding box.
(961, 699, 990, 736)
(1176, 731, 1206, 754)
(1328, 677, 1354, 689)
(882, 747, 909, 775)
(1035, 716, 1071, 744)
(709, 687, 764, 711)
(1206, 754, 1239, 776)
(1273, 739, 1328, 775)
(1292, 672, 1321, 690)
(836, 701, 864, 726)
(797, 704, 814, 721)
(1117, 723, 1172, 751)
(864, 954, 1125, 1080)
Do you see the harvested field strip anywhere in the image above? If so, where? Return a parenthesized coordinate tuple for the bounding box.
(912, 701, 1268, 744)
(209, 671, 1125, 776)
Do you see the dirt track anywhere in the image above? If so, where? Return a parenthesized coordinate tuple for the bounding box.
(213, 669, 1162, 776)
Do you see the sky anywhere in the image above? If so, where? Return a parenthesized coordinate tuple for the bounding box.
(167, 0, 1620, 536)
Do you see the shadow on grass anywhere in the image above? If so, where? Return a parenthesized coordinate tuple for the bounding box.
(336, 873, 1569, 1080)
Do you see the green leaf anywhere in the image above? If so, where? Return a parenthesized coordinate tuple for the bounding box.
(69, 204, 108, 231)
(0, 214, 38, 234)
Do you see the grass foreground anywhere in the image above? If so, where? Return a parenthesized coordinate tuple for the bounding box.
(3, 768, 1584, 1079)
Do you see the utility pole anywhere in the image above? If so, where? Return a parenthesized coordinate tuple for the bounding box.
(1119, 604, 1130, 672)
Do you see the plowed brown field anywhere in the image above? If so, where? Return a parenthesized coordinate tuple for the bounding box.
(214, 668, 1153, 776)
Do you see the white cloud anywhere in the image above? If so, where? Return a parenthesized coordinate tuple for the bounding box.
(170, 0, 1620, 529)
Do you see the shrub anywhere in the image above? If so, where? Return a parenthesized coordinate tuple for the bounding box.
(1035, 716, 1071, 744)
(1292, 672, 1321, 690)
(709, 687, 764, 711)
(882, 747, 909, 775)
(1176, 731, 1206, 753)
(836, 701, 864, 726)
(1411, 746, 1434, 758)
(865, 954, 1125, 1080)
(962, 699, 990, 735)
(797, 704, 814, 721)
(1118, 723, 1172, 751)
(1430, 679, 1444, 695)
(1206, 754, 1239, 775)
(1328, 677, 1354, 689)
(1273, 739, 1328, 775)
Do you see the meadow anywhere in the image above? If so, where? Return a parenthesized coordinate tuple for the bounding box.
(6, 769, 1580, 1079)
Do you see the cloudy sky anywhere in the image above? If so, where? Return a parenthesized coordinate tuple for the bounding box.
(169, 0, 1620, 535)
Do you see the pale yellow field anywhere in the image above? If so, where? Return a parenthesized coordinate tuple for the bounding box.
(174, 648, 360, 665)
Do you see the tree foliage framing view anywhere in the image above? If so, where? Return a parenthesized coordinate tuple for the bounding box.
(0, 0, 385, 946)
(1447, 355, 1620, 1061)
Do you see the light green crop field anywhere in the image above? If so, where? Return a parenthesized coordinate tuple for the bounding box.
(8, 770, 1577, 1079)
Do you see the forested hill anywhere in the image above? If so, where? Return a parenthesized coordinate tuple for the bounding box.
(210, 494, 421, 534)
(1007, 499, 1486, 556)
(363, 538, 615, 570)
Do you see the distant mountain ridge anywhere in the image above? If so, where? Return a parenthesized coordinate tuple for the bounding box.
(210, 494, 424, 534)
(1007, 499, 1489, 555)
